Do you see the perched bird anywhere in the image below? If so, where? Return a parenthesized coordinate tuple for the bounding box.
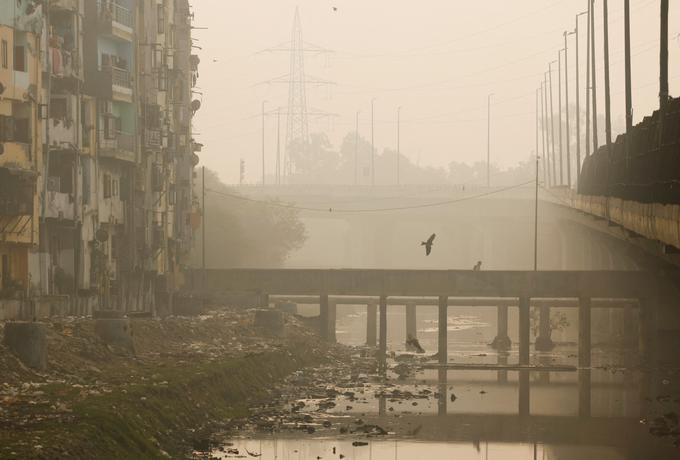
(473, 261, 482, 271)
(406, 334, 425, 354)
(421, 233, 436, 256)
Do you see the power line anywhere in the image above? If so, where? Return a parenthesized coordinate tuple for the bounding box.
(205, 181, 534, 214)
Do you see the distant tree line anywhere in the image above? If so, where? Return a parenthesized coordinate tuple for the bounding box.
(190, 169, 306, 268)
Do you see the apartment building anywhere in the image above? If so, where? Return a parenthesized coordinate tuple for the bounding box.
(0, 0, 199, 317)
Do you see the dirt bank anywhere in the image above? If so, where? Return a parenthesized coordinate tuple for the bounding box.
(0, 308, 336, 459)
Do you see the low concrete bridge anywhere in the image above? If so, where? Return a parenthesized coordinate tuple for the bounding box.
(189, 268, 660, 369)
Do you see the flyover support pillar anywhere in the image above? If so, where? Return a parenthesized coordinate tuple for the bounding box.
(623, 303, 636, 348)
(490, 304, 511, 350)
(379, 295, 388, 372)
(366, 301, 377, 347)
(519, 296, 530, 365)
(319, 294, 329, 341)
(519, 369, 530, 417)
(438, 295, 448, 364)
(579, 369, 592, 417)
(328, 299, 337, 343)
(579, 297, 592, 368)
(535, 305, 555, 351)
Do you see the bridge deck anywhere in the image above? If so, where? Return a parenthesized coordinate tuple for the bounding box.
(192, 269, 655, 299)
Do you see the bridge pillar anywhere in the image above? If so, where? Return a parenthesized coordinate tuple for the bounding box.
(579, 297, 592, 368)
(405, 302, 417, 349)
(328, 299, 337, 343)
(490, 305, 511, 350)
(366, 301, 377, 347)
(519, 296, 530, 365)
(578, 369, 592, 418)
(437, 368, 448, 416)
(319, 294, 329, 341)
(639, 297, 657, 367)
(497, 353, 508, 384)
(379, 296, 388, 372)
(623, 303, 636, 348)
(438, 295, 448, 364)
(518, 369, 530, 417)
(535, 305, 555, 351)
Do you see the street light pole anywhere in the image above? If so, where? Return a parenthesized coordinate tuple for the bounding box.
(355, 111, 360, 186)
(540, 82, 548, 187)
(397, 106, 402, 186)
(558, 49, 564, 186)
(535, 89, 540, 271)
(543, 75, 552, 188)
(276, 107, 281, 185)
(603, 0, 613, 155)
(585, 0, 592, 158)
(261, 100, 267, 185)
(371, 98, 376, 187)
(624, 0, 632, 133)
(487, 93, 494, 188)
(590, 0, 599, 153)
(565, 32, 575, 188)
(576, 11, 587, 182)
(548, 61, 557, 186)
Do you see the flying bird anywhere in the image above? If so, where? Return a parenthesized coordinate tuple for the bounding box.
(473, 261, 482, 271)
(421, 233, 436, 256)
(332, 6, 338, 11)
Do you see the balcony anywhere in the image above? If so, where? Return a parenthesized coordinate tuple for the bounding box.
(45, 189, 76, 221)
(99, 132, 136, 163)
(97, 1, 134, 41)
(101, 65, 133, 102)
(145, 129, 161, 150)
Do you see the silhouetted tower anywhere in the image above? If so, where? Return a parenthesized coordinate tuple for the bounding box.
(260, 7, 335, 180)
(286, 7, 309, 165)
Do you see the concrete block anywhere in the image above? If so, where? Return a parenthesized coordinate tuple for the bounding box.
(276, 301, 298, 315)
(94, 318, 134, 351)
(254, 309, 285, 337)
(93, 309, 125, 319)
(3, 322, 48, 370)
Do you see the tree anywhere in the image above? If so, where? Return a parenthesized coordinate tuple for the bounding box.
(191, 169, 306, 268)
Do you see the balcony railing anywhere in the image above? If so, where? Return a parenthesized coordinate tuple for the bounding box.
(98, 1, 134, 29)
(145, 129, 161, 148)
(99, 132, 136, 161)
(103, 65, 131, 89)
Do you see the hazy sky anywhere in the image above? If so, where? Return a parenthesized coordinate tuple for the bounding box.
(192, 0, 678, 184)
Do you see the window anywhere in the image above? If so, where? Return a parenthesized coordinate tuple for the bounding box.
(112, 178, 119, 197)
(50, 98, 68, 120)
(0, 116, 15, 142)
(14, 118, 30, 143)
(13, 45, 25, 72)
(82, 159, 90, 205)
(157, 4, 165, 34)
(104, 116, 117, 140)
(157, 67, 167, 91)
(103, 174, 112, 198)
(1, 40, 7, 69)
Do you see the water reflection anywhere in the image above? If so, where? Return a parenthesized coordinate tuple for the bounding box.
(203, 308, 679, 459)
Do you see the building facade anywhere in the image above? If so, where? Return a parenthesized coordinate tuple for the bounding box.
(0, 0, 200, 318)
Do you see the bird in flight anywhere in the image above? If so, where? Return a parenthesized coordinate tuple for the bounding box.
(473, 261, 482, 271)
(421, 233, 436, 256)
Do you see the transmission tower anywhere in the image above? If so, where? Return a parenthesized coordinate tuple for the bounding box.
(260, 7, 335, 179)
(287, 7, 308, 161)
